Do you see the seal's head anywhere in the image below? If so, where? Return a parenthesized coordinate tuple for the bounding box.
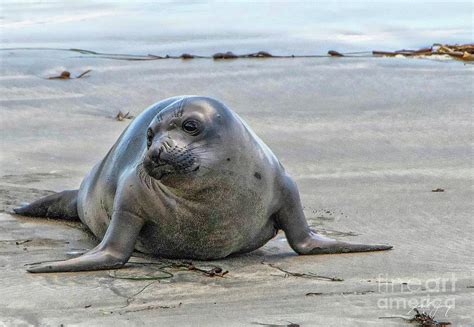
(143, 97, 234, 182)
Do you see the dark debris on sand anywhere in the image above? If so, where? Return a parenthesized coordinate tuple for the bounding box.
(17, 43, 472, 63)
(373, 43, 474, 61)
(115, 111, 134, 121)
(47, 69, 92, 80)
(380, 308, 452, 326)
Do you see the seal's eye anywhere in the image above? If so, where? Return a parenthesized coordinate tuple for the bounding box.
(146, 128, 154, 148)
(182, 120, 200, 135)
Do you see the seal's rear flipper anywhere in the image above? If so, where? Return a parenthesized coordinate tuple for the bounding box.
(13, 190, 79, 221)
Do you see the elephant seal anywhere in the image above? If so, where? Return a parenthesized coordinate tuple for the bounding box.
(14, 96, 391, 273)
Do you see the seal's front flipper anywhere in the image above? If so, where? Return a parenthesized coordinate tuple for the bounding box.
(27, 211, 144, 273)
(289, 231, 392, 254)
(276, 177, 392, 255)
(13, 190, 79, 221)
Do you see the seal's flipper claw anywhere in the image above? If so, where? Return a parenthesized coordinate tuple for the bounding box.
(13, 190, 79, 220)
(27, 262, 64, 273)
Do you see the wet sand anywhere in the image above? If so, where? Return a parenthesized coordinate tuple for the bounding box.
(0, 51, 473, 326)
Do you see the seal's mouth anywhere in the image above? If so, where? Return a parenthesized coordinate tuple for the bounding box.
(143, 161, 169, 180)
(146, 162, 200, 180)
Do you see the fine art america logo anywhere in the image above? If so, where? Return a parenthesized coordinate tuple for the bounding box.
(377, 274, 456, 317)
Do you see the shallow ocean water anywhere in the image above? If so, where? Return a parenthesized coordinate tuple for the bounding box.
(0, 0, 471, 55)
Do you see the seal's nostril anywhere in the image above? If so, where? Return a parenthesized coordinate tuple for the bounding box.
(151, 148, 163, 164)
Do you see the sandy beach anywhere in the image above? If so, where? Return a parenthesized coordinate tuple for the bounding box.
(1, 1, 473, 326)
(1, 53, 473, 326)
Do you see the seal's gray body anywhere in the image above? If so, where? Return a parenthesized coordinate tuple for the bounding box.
(15, 96, 391, 273)
(80, 96, 277, 259)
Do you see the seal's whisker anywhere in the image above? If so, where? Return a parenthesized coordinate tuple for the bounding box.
(184, 147, 210, 152)
(184, 142, 219, 151)
(184, 146, 211, 153)
(186, 150, 212, 156)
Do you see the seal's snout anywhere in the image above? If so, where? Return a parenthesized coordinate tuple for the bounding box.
(143, 139, 199, 180)
(147, 140, 175, 166)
